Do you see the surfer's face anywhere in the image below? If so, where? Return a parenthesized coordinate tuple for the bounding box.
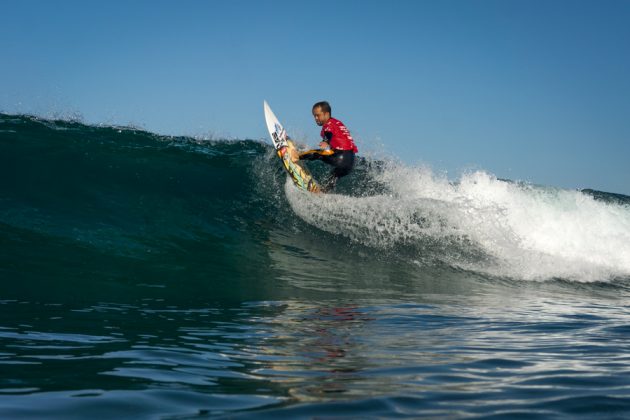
(312, 107, 330, 126)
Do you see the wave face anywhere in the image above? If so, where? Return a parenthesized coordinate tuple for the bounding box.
(2, 113, 630, 288)
(2, 114, 630, 418)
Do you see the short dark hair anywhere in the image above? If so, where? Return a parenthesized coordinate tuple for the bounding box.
(312, 101, 331, 114)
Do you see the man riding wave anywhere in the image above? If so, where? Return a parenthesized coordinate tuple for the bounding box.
(299, 101, 358, 192)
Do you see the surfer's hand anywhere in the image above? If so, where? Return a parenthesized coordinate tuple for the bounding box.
(319, 141, 329, 149)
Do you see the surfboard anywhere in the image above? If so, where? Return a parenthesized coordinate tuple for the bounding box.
(263, 101, 321, 193)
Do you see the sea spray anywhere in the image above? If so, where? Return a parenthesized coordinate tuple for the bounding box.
(286, 160, 630, 282)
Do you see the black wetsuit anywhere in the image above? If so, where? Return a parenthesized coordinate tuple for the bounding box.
(298, 117, 358, 191)
(300, 149, 355, 191)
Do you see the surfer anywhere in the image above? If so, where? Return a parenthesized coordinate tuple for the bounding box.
(299, 101, 358, 192)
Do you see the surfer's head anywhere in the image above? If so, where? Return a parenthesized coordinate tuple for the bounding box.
(312, 101, 331, 126)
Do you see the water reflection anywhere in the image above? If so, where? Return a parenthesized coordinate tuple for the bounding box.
(242, 302, 373, 402)
(2, 290, 630, 418)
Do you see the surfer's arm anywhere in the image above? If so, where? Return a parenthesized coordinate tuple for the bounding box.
(299, 132, 334, 160)
(299, 149, 334, 160)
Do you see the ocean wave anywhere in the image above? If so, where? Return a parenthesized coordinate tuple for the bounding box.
(2, 113, 630, 285)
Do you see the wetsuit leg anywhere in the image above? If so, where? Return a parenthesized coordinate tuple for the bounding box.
(321, 151, 355, 192)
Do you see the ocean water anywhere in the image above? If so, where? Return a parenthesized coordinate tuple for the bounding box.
(1, 114, 630, 419)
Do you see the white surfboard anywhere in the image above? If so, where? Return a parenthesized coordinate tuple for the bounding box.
(263, 101, 321, 193)
(263, 101, 288, 150)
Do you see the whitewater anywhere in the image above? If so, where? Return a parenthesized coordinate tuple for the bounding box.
(287, 164, 630, 283)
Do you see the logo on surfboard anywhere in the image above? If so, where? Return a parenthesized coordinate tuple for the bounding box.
(272, 123, 286, 149)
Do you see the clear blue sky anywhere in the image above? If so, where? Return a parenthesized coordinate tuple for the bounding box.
(2, 0, 629, 194)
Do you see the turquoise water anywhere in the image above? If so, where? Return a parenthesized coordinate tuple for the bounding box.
(1, 114, 630, 418)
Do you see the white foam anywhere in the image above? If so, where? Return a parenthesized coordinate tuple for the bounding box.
(286, 161, 630, 282)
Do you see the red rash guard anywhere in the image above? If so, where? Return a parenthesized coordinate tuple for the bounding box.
(321, 118, 358, 153)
